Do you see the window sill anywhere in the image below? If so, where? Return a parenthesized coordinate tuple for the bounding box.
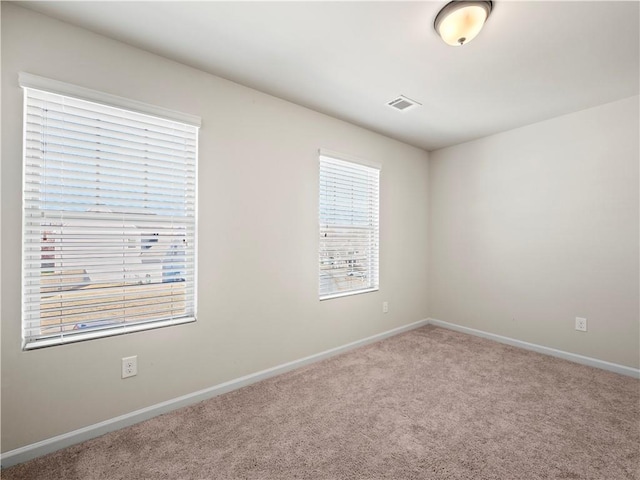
(23, 316, 196, 350)
(319, 287, 379, 301)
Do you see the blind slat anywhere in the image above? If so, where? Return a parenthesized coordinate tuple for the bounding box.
(25, 147, 196, 177)
(319, 155, 379, 298)
(22, 84, 198, 348)
(26, 285, 196, 304)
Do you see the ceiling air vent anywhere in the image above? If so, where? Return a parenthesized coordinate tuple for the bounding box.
(387, 95, 421, 112)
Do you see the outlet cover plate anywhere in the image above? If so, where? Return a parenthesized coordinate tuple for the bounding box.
(122, 355, 138, 378)
(575, 317, 587, 332)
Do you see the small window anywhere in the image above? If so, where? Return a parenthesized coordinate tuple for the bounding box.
(21, 74, 199, 349)
(319, 152, 380, 299)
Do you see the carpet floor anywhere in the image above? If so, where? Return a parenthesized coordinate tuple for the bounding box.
(2, 325, 639, 479)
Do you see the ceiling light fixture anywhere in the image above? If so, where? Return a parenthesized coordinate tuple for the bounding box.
(434, 1, 493, 47)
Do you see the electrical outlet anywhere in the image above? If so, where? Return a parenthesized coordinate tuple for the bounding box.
(575, 317, 587, 332)
(382, 301, 389, 313)
(122, 356, 137, 378)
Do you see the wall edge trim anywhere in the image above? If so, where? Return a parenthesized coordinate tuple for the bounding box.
(1, 318, 429, 468)
(427, 318, 640, 379)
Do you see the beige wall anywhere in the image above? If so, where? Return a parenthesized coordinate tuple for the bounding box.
(1, 4, 430, 452)
(3, 1, 639, 457)
(428, 96, 640, 368)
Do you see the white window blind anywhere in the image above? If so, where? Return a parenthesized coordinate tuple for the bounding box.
(21, 80, 198, 349)
(319, 154, 380, 299)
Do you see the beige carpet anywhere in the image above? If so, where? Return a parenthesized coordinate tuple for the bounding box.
(3, 326, 639, 479)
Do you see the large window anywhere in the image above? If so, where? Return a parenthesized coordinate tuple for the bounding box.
(319, 152, 380, 299)
(21, 74, 199, 349)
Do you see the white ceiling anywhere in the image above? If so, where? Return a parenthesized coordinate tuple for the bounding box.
(17, 1, 640, 151)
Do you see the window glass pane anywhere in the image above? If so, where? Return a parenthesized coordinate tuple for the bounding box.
(319, 155, 379, 299)
(22, 84, 198, 349)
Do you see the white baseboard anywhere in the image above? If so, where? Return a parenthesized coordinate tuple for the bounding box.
(427, 318, 640, 379)
(5, 317, 635, 468)
(1, 318, 429, 469)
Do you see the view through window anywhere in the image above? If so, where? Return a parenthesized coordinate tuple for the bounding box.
(21, 77, 199, 348)
(319, 153, 380, 299)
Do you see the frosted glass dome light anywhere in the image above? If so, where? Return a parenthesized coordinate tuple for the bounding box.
(434, 1, 493, 46)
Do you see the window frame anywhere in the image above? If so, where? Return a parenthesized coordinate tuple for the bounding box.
(318, 149, 380, 300)
(20, 73, 200, 349)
